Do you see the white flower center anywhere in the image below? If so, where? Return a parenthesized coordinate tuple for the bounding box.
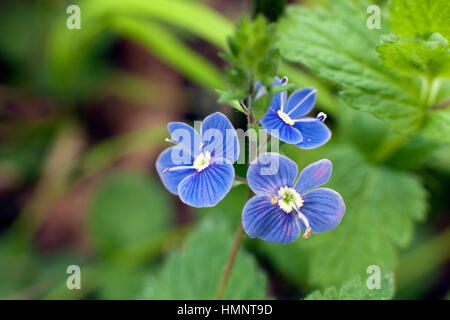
(277, 110, 295, 126)
(277, 187, 303, 213)
(193, 151, 211, 172)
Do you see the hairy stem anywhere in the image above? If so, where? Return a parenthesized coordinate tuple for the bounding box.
(234, 176, 248, 184)
(215, 223, 244, 299)
(430, 98, 450, 111)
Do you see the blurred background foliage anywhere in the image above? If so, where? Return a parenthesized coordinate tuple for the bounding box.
(0, 0, 449, 300)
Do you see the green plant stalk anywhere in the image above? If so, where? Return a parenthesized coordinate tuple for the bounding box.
(215, 223, 245, 300)
(216, 77, 258, 299)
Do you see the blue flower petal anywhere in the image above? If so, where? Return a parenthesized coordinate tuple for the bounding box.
(167, 122, 201, 157)
(201, 112, 239, 163)
(294, 159, 332, 194)
(177, 161, 234, 207)
(242, 195, 301, 243)
(156, 146, 195, 195)
(247, 153, 298, 195)
(294, 117, 331, 149)
(300, 188, 345, 233)
(268, 77, 287, 112)
(260, 110, 303, 144)
(285, 88, 317, 119)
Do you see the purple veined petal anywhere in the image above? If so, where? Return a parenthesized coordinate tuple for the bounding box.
(294, 159, 332, 194)
(156, 146, 195, 195)
(254, 81, 268, 100)
(242, 195, 301, 243)
(247, 152, 298, 196)
(201, 112, 239, 164)
(260, 110, 303, 144)
(294, 117, 331, 149)
(299, 188, 345, 233)
(268, 77, 287, 112)
(177, 161, 234, 207)
(167, 122, 201, 158)
(285, 88, 317, 119)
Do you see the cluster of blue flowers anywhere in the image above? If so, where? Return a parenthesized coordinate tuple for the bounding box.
(156, 78, 345, 243)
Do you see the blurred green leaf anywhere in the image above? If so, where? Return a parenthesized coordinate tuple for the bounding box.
(97, 263, 154, 300)
(112, 18, 225, 91)
(422, 107, 450, 143)
(88, 171, 172, 257)
(390, 0, 450, 40)
(277, 1, 423, 134)
(305, 272, 395, 300)
(140, 216, 268, 299)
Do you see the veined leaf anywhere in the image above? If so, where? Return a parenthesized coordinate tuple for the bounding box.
(140, 216, 268, 299)
(277, 1, 424, 133)
(305, 272, 395, 300)
(390, 0, 450, 40)
(377, 33, 450, 78)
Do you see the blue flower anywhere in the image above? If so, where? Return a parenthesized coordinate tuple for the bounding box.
(257, 77, 331, 149)
(242, 153, 345, 243)
(156, 112, 239, 207)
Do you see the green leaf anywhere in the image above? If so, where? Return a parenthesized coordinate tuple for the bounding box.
(88, 171, 172, 256)
(390, 0, 450, 40)
(140, 216, 268, 299)
(377, 33, 450, 78)
(277, 2, 424, 134)
(422, 107, 450, 143)
(287, 145, 427, 287)
(305, 272, 395, 300)
(216, 89, 247, 114)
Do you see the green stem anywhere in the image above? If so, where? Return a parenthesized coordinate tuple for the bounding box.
(234, 176, 248, 184)
(216, 78, 255, 299)
(215, 223, 244, 300)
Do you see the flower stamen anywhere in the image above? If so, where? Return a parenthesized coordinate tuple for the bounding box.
(193, 151, 212, 172)
(276, 187, 303, 213)
(277, 110, 295, 126)
(271, 195, 278, 205)
(293, 206, 312, 239)
(316, 112, 327, 122)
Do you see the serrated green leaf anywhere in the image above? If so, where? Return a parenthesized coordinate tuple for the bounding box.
(140, 216, 268, 299)
(305, 272, 395, 300)
(88, 171, 172, 256)
(377, 34, 450, 77)
(277, 2, 424, 134)
(390, 0, 450, 40)
(216, 89, 247, 114)
(282, 145, 427, 287)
